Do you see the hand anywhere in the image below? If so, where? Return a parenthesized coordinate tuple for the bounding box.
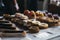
(15, 3, 19, 11)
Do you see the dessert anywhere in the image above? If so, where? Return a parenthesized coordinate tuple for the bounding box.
(36, 11, 44, 17)
(11, 17, 20, 23)
(0, 23, 16, 30)
(38, 23, 48, 29)
(36, 11, 59, 27)
(3, 14, 11, 20)
(30, 10, 36, 19)
(24, 10, 30, 16)
(29, 26, 39, 33)
(15, 13, 28, 20)
(2, 30, 26, 37)
(0, 20, 9, 23)
(24, 10, 36, 19)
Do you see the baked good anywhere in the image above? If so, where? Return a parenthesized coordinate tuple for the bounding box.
(2, 30, 26, 37)
(15, 13, 28, 20)
(0, 23, 16, 30)
(0, 20, 9, 23)
(24, 10, 30, 16)
(37, 13, 59, 27)
(38, 23, 48, 29)
(11, 17, 20, 23)
(23, 20, 40, 33)
(53, 14, 59, 20)
(31, 20, 48, 29)
(3, 14, 10, 17)
(36, 11, 44, 17)
(3, 14, 11, 20)
(29, 26, 39, 33)
(46, 14, 60, 26)
(24, 10, 35, 18)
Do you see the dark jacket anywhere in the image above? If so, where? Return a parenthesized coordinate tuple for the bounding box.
(17, 0, 24, 13)
(3, 0, 25, 13)
(27, 0, 37, 11)
(3, 0, 16, 14)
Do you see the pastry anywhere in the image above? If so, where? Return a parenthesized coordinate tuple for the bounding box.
(29, 26, 39, 33)
(0, 23, 16, 30)
(24, 10, 36, 19)
(22, 20, 40, 33)
(2, 30, 26, 37)
(11, 17, 20, 23)
(3, 14, 10, 17)
(53, 14, 59, 20)
(47, 13, 53, 18)
(38, 23, 48, 29)
(36, 11, 44, 17)
(30, 10, 36, 19)
(15, 13, 28, 20)
(3, 14, 11, 20)
(37, 17, 47, 22)
(0, 23, 12, 26)
(24, 10, 30, 16)
(31, 20, 48, 29)
(0, 20, 9, 23)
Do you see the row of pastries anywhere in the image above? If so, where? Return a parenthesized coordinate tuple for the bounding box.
(1, 10, 60, 37)
(24, 10, 60, 27)
(0, 14, 26, 37)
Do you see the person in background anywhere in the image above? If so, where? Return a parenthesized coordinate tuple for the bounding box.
(17, 0, 24, 13)
(27, 0, 37, 11)
(0, 0, 5, 15)
(3, 0, 19, 15)
(2, 0, 37, 15)
(17, 0, 37, 12)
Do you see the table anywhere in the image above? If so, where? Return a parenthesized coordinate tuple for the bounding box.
(0, 26, 60, 40)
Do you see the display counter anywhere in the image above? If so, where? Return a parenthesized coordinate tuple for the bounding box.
(0, 10, 60, 40)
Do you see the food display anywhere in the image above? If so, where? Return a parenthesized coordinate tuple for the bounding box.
(0, 10, 60, 37)
(0, 16, 26, 37)
(29, 10, 60, 27)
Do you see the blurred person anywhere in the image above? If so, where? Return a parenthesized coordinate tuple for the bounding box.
(3, 0, 19, 15)
(27, 0, 37, 11)
(17, 0, 24, 13)
(0, 0, 5, 15)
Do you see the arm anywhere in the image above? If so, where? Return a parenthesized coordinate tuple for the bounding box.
(13, 0, 19, 11)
